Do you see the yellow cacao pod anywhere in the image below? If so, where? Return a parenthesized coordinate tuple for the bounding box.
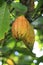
(12, 16, 35, 48)
(7, 59, 14, 65)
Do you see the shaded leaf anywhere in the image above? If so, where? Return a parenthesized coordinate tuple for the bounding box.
(11, 2, 27, 14)
(32, 16, 43, 29)
(0, 0, 5, 6)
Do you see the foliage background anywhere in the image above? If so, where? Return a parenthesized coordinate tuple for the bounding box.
(0, 0, 43, 65)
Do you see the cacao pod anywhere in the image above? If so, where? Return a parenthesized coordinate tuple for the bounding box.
(12, 16, 35, 48)
(7, 58, 14, 65)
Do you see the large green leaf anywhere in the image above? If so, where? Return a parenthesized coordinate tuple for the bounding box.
(0, 2, 10, 40)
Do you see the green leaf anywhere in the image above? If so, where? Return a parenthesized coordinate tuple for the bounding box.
(11, 2, 27, 14)
(0, 2, 10, 40)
